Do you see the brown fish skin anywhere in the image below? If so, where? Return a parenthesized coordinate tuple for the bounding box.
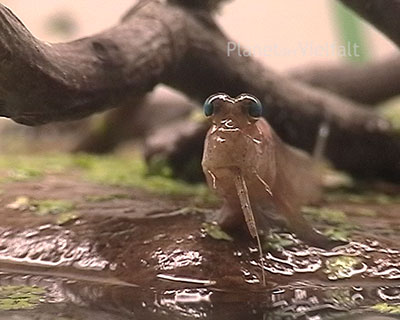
(201, 93, 336, 248)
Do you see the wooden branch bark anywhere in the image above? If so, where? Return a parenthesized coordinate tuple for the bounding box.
(289, 55, 400, 105)
(0, 1, 398, 181)
(339, 0, 400, 48)
(0, 2, 186, 124)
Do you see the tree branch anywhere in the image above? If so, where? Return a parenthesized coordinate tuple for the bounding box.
(0, 2, 186, 124)
(339, 0, 400, 48)
(289, 55, 400, 105)
(0, 1, 398, 181)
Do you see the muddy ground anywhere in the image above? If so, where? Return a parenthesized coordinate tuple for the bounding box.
(0, 153, 399, 319)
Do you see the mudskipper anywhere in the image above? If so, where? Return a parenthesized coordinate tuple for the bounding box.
(201, 93, 336, 285)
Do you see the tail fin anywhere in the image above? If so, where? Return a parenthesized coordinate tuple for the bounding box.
(276, 120, 331, 206)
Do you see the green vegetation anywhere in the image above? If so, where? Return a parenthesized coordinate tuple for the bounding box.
(0, 153, 215, 202)
(74, 153, 212, 200)
(0, 285, 45, 311)
(380, 98, 400, 135)
(372, 303, 400, 314)
(324, 256, 362, 280)
(32, 199, 76, 216)
(84, 193, 131, 202)
(6, 196, 79, 224)
(262, 231, 295, 251)
(326, 189, 400, 205)
(0, 153, 73, 183)
(302, 206, 347, 225)
(56, 211, 80, 225)
(302, 206, 354, 241)
(7, 197, 75, 216)
(202, 222, 233, 241)
(146, 155, 174, 178)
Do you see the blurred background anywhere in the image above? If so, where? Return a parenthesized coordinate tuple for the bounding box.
(0, 0, 398, 154)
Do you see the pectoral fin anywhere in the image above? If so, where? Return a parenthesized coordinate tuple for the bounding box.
(233, 172, 258, 238)
(233, 171, 266, 286)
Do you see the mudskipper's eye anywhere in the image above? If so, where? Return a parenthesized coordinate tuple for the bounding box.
(203, 98, 215, 117)
(248, 98, 263, 118)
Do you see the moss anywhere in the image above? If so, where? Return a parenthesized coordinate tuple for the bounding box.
(73, 153, 213, 201)
(32, 199, 75, 216)
(324, 256, 362, 280)
(351, 207, 377, 217)
(146, 155, 173, 178)
(0, 285, 45, 311)
(84, 193, 131, 202)
(302, 206, 356, 241)
(322, 227, 352, 242)
(324, 288, 354, 307)
(262, 231, 295, 251)
(302, 206, 348, 225)
(56, 212, 80, 225)
(6, 196, 31, 211)
(7, 197, 77, 223)
(380, 98, 400, 135)
(326, 190, 400, 204)
(202, 222, 233, 241)
(372, 303, 400, 314)
(0, 153, 215, 201)
(0, 153, 74, 183)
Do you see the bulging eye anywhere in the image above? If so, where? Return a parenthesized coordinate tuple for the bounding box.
(203, 93, 229, 117)
(203, 99, 214, 117)
(248, 98, 263, 118)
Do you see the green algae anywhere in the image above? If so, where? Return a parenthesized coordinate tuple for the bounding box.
(6, 196, 78, 224)
(322, 227, 352, 242)
(0, 285, 45, 311)
(324, 256, 362, 280)
(0, 153, 215, 202)
(0, 153, 74, 183)
(33, 199, 76, 216)
(326, 190, 400, 204)
(302, 206, 348, 225)
(372, 302, 400, 315)
(302, 206, 357, 241)
(146, 155, 174, 178)
(202, 222, 233, 241)
(6, 196, 31, 211)
(84, 193, 131, 202)
(380, 98, 400, 135)
(73, 153, 213, 201)
(56, 211, 80, 225)
(262, 231, 295, 251)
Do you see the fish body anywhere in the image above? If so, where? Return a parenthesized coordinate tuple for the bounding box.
(201, 93, 333, 247)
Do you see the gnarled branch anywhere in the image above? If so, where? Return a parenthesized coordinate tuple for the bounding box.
(0, 1, 398, 181)
(289, 55, 400, 105)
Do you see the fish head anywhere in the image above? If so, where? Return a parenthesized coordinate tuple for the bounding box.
(202, 93, 268, 172)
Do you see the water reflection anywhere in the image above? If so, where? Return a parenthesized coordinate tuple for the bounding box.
(0, 213, 398, 318)
(0, 271, 398, 319)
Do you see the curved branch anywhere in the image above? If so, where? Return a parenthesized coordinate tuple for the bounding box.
(0, 2, 186, 124)
(339, 0, 400, 48)
(289, 55, 400, 105)
(0, 1, 398, 181)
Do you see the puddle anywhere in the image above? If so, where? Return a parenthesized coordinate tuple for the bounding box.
(0, 270, 399, 319)
(0, 166, 398, 319)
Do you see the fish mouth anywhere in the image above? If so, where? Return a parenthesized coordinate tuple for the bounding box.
(212, 127, 261, 147)
(217, 127, 240, 132)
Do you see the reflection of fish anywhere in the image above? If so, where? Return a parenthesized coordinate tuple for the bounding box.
(201, 93, 336, 252)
